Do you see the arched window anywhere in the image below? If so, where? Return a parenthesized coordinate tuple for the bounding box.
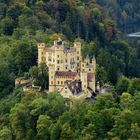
(48, 56, 52, 61)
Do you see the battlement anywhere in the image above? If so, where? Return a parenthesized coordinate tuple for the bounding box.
(74, 41, 81, 48)
(37, 43, 45, 49)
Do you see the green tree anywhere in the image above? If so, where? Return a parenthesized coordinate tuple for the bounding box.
(7, 3, 23, 20)
(96, 64, 107, 85)
(82, 124, 97, 139)
(10, 39, 37, 74)
(30, 97, 49, 117)
(29, 63, 49, 89)
(0, 126, 12, 140)
(129, 123, 140, 140)
(0, 64, 14, 98)
(50, 122, 61, 140)
(120, 92, 134, 109)
(0, 17, 14, 35)
(128, 78, 140, 94)
(116, 75, 130, 94)
(61, 123, 73, 140)
(109, 109, 134, 140)
(10, 103, 31, 140)
(37, 115, 52, 140)
(94, 93, 116, 110)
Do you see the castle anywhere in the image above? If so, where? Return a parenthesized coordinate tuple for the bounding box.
(37, 38, 96, 98)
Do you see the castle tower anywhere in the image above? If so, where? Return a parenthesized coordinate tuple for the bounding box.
(74, 41, 82, 71)
(49, 64, 56, 92)
(81, 72, 87, 91)
(92, 55, 96, 73)
(74, 42, 81, 59)
(37, 43, 45, 64)
(89, 74, 96, 92)
(54, 38, 64, 71)
(85, 55, 90, 64)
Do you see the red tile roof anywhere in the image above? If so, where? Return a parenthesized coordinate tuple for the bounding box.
(55, 71, 78, 78)
(55, 71, 94, 81)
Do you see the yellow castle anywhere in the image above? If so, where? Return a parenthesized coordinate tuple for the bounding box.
(37, 38, 96, 98)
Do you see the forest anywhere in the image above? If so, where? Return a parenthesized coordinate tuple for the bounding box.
(97, 0, 140, 33)
(0, 0, 140, 139)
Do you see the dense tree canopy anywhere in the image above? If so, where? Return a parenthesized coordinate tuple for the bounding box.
(97, 0, 140, 33)
(0, 90, 140, 139)
(0, 0, 139, 98)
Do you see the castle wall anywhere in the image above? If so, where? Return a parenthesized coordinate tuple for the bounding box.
(37, 43, 45, 64)
(60, 84, 73, 98)
(55, 76, 75, 92)
(81, 72, 87, 91)
(37, 39, 96, 95)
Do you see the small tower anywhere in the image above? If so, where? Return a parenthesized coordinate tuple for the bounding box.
(49, 64, 56, 92)
(81, 72, 87, 91)
(74, 41, 81, 49)
(54, 38, 64, 71)
(37, 43, 45, 64)
(74, 41, 82, 72)
(89, 74, 96, 92)
(92, 55, 96, 73)
(85, 55, 90, 64)
(74, 41, 82, 61)
(96, 81, 100, 91)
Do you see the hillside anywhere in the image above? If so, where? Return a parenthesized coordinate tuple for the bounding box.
(97, 0, 140, 33)
(0, 0, 139, 98)
(1, 90, 140, 139)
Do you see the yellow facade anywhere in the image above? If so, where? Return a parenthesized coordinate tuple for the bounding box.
(37, 38, 96, 98)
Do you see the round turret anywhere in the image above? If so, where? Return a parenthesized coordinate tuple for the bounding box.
(57, 38, 63, 45)
(37, 43, 45, 49)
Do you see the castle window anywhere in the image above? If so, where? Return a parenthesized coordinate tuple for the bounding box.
(89, 69, 91, 71)
(61, 60, 63, 63)
(51, 81, 53, 84)
(77, 57, 79, 60)
(57, 81, 59, 85)
(57, 55, 59, 58)
(41, 57, 44, 61)
(48, 56, 51, 61)
(66, 67, 67, 70)
(61, 81, 63, 84)
(57, 60, 59, 64)
(57, 68, 60, 70)
(77, 51, 79, 54)
(82, 64, 84, 67)
(65, 59, 67, 63)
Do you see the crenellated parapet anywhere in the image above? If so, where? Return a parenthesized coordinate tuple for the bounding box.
(37, 43, 45, 49)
